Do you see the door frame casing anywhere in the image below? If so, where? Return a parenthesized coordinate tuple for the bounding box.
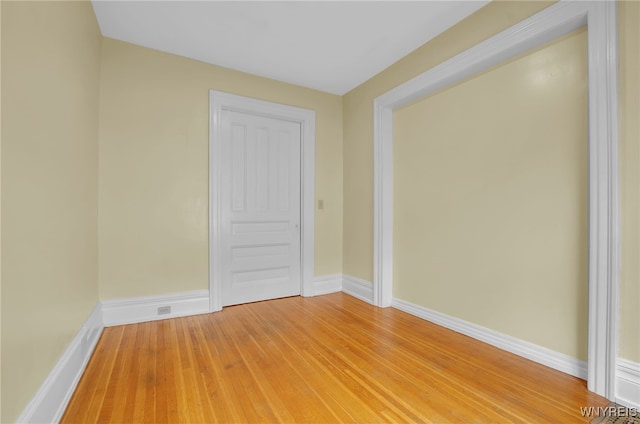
(373, 2, 618, 399)
(209, 91, 316, 312)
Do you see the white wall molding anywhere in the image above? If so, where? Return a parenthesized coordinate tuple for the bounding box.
(616, 358, 640, 410)
(102, 290, 210, 327)
(392, 297, 587, 379)
(209, 91, 316, 312)
(342, 275, 374, 305)
(311, 274, 343, 296)
(373, 1, 619, 398)
(16, 304, 104, 424)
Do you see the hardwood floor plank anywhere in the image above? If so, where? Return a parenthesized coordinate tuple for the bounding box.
(61, 293, 608, 423)
(279, 297, 513, 423)
(64, 325, 123, 423)
(95, 326, 127, 424)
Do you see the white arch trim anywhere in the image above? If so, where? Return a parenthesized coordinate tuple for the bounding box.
(373, 1, 619, 398)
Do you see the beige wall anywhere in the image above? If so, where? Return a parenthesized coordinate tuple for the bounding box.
(343, 0, 639, 363)
(98, 38, 343, 300)
(393, 30, 588, 359)
(343, 2, 553, 282)
(619, 1, 640, 363)
(1, 2, 102, 422)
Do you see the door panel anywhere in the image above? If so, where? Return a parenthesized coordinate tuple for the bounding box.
(220, 110, 301, 306)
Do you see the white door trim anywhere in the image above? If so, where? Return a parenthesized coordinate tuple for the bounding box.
(209, 91, 316, 312)
(373, 1, 619, 399)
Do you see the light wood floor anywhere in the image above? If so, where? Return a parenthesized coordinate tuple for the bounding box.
(62, 293, 607, 423)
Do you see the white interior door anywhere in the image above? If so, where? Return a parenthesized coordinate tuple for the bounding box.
(220, 110, 301, 306)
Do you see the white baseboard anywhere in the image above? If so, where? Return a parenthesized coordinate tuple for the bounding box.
(342, 275, 374, 304)
(391, 297, 587, 380)
(102, 290, 210, 327)
(616, 358, 640, 409)
(16, 303, 104, 424)
(312, 274, 343, 296)
(23, 285, 629, 422)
